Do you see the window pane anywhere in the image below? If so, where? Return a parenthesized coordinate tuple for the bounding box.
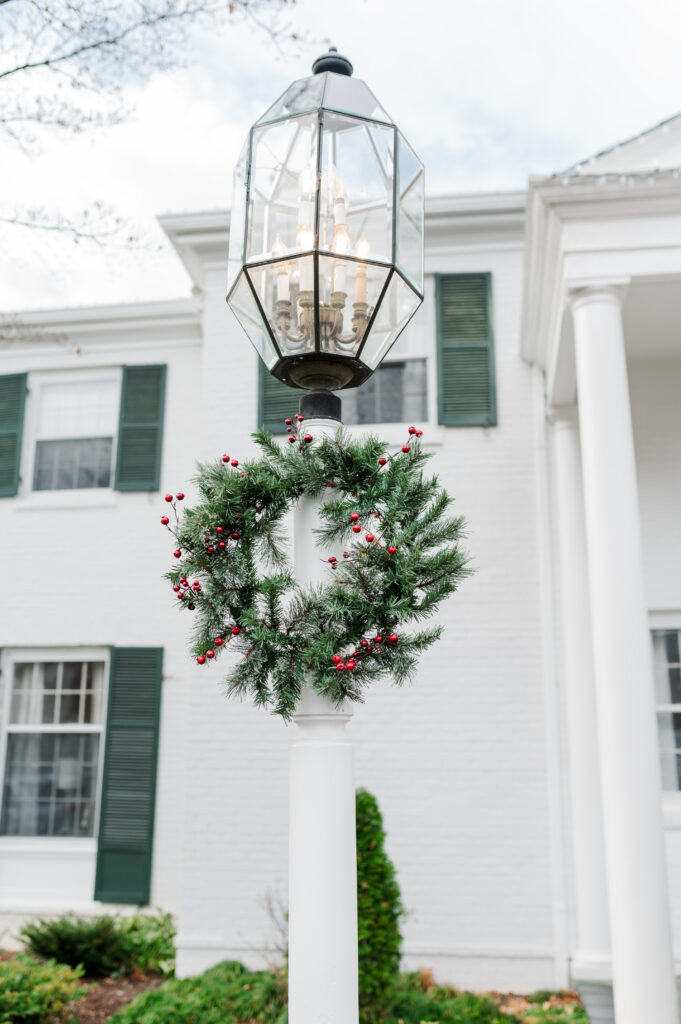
(37, 379, 118, 437)
(59, 694, 80, 724)
(10, 664, 34, 724)
(335, 359, 427, 425)
(1, 733, 100, 837)
(653, 630, 681, 791)
(34, 438, 112, 491)
(657, 712, 681, 791)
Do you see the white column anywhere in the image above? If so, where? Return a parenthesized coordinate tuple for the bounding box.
(569, 283, 677, 1024)
(552, 411, 611, 978)
(289, 414, 359, 1024)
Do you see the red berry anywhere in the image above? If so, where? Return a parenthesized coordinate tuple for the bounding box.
(219, 541, 226, 549)
(173, 585, 180, 592)
(346, 660, 356, 671)
(350, 512, 360, 522)
(360, 639, 369, 648)
(365, 533, 375, 543)
(176, 492, 184, 500)
(206, 649, 215, 659)
(375, 634, 384, 644)
(352, 524, 361, 533)
(288, 435, 296, 443)
(287, 426, 292, 432)
(285, 417, 293, 425)
(332, 654, 342, 664)
(389, 633, 399, 643)
(388, 546, 397, 554)
(177, 593, 185, 600)
(161, 516, 169, 525)
(215, 638, 223, 646)
(207, 545, 214, 553)
(232, 626, 241, 635)
(296, 414, 304, 422)
(188, 603, 195, 610)
(164, 493, 173, 502)
(336, 662, 345, 671)
(303, 433, 313, 443)
(182, 580, 189, 588)
(173, 549, 181, 558)
(192, 582, 200, 590)
(328, 556, 337, 563)
(231, 531, 240, 540)
(402, 445, 410, 453)
(416, 430, 423, 437)
(378, 457, 387, 466)
(222, 454, 230, 462)
(408, 426, 417, 435)
(197, 655, 206, 664)
(231, 459, 238, 467)
(343, 551, 349, 558)
(216, 526, 223, 533)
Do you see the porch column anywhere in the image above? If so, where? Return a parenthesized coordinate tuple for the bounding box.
(569, 282, 677, 1024)
(551, 411, 611, 982)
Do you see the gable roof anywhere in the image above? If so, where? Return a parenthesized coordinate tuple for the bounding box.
(554, 110, 681, 180)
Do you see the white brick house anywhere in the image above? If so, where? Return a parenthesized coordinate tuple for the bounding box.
(2, 112, 681, 1022)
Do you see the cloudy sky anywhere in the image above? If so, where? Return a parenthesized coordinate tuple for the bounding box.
(2, 0, 680, 312)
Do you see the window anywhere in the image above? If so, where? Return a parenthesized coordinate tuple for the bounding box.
(1, 659, 106, 836)
(653, 629, 681, 791)
(30, 374, 119, 492)
(336, 359, 427, 425)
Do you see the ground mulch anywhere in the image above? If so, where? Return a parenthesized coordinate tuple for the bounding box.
(66, 972, 164, 1023)
(493, 990, 583, 1018)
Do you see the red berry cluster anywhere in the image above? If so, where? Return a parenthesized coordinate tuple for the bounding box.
(221, 454, 240, 468)
(375, 426, 424, 465)
(284, 413, 313, 448)
(332, 631, 399, 672)
(196, 625, 241, 664)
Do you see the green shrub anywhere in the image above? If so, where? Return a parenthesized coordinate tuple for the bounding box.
(20, 914, 128, 977)
(356, 788, 404, 1023)
(117, 911, 176, 975)
(0, 954, 85, 1023)
(386, 971, 519, 1024)
(110, 960, 287, 1024)
(20, 910, 176, 977)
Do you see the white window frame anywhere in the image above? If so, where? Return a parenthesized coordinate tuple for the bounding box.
(649, 614, 681, 826)
(0, 648, 110, 846)
(19, 368, 122, 505)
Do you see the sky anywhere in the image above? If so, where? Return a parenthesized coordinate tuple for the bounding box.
(2, 0, 681, 312)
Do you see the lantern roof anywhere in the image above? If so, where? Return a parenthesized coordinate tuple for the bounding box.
(255, 69, 393, 129)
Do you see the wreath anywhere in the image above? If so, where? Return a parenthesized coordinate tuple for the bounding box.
(162, 417, 470, 720)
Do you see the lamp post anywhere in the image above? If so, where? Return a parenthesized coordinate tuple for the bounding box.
(227, 48, 425, 1024)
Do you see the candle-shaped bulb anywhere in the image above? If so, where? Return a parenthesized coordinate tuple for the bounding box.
(332, 227, 350, 294)
(299, 165, 316, 196)
(356, 234, 370, 261)
(333, 228, 350, 256)
(273, 236, 290, 302)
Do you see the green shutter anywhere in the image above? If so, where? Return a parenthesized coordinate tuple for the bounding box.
(0, 373, 27, 497)
(436, 273, 497, 427)
(114, 365, 166, 491)
(95, 647, 163, 905)
(258, 362, 301, 434)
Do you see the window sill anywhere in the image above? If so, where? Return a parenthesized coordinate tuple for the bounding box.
(12, 490, 120, 511)
(0, 837, 96, 853)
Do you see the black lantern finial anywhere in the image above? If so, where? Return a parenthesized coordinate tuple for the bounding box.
(312, 46, 353, 77)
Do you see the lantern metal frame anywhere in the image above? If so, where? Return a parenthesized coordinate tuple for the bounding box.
(226, 50, 425, 392)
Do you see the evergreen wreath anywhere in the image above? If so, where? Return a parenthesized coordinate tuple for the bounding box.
(162, 417, 470, 720)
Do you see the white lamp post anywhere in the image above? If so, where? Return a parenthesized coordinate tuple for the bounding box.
(227, 47, 425, 1024)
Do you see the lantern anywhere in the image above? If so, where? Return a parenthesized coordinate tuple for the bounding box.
(226, 48, 425, 391)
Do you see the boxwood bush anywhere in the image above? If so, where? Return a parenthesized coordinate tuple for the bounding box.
(110, 960, 287, 1024)
(20, 910, 175, 977)
(0, 955, 85, 1024)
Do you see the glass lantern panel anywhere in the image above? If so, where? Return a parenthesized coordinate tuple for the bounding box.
(246, 259, 315, 358)
(255, 75, 326, 126)
(246, 113, 318, 264)
(322, 74, 393, 124)
(227, 135, 251, 290)
(318, 112, 394, 267)
(227, 271, 279, 370)
(396, 132, 425, 293)
(315, 255, 390, 358)
(359, 270, 422, 370)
